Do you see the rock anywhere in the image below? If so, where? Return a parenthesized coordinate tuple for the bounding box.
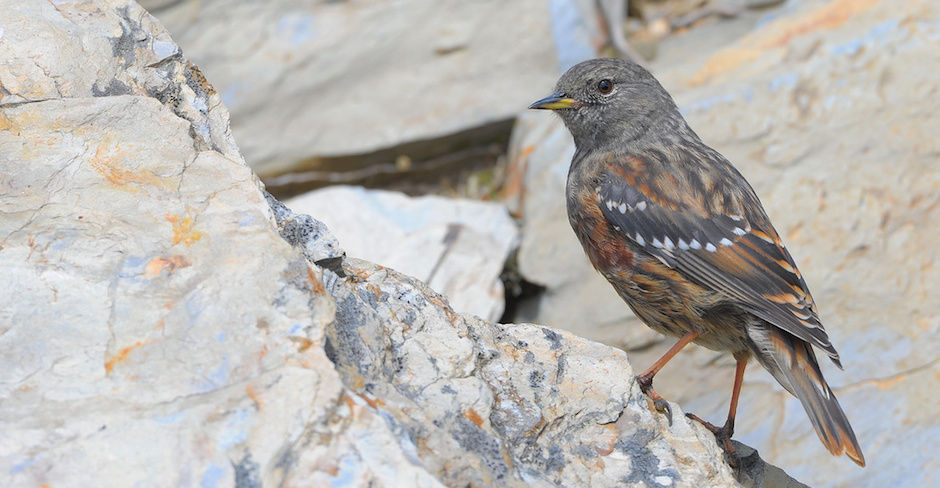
(139, 0, 560, 179)
(324, 258, 797, 487)
(266, 191, 347, 276)
(0, 0, 241, 166)
(510, 0, 940, 486)
(1, 1, 807, 487)
(549, 0, 609, 72)
(0, 3, 341, 486)
(285, 186, 519, 322)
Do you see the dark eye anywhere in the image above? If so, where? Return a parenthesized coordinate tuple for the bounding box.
(597, 79, 613, 94)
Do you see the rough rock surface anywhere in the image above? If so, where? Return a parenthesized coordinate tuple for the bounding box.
(1, 1, 804, 487)
(511, 0, 940, 486)
(138, 0, 559, 178)
(285, 186, 519, 322)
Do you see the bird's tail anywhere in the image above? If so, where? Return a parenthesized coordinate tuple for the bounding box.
(756, 326, 866, 467)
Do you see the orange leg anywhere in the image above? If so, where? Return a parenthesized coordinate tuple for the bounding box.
(635, 331, 699, 424)
(687, 359, 748, 467)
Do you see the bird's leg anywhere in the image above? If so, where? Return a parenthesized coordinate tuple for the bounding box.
(636, 331, 699, 425)
(686, 359, 747, 468)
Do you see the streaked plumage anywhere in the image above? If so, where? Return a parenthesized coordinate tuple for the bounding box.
(530, 58, 864, 467)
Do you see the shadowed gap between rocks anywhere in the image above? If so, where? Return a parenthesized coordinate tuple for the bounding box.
(499, 248, 548, 325)
(263, 118, 516, 199)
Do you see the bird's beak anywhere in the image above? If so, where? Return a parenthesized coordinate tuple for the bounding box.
(529, 92, 580, 110)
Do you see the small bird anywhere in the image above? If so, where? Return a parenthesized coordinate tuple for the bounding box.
(529, 58, 864, 467)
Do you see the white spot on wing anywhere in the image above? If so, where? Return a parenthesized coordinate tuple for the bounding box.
(705, 242, 717, 252)
(652, 238, 663, 249)
(618, 202, 627, 214)
(635, 234, 645, 246)
(663, 237, 674, 250)
(690, 239, 702, 250)
(720, 237, 733, 246)
(678, 239, 690, 250)
(732, 227, 746, 236)
(606, 200, 614, 211)
(636, 201, 647, 211)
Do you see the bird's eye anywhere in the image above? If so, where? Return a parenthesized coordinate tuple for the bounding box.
(597, 79, 613, 94)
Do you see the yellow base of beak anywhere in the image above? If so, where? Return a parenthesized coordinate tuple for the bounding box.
(529, 93, 579, 110)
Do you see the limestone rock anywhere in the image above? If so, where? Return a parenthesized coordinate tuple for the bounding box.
(139, 0, 559, 178)
(1, 1, 807, 487)
(323, 258, 769, 487)
(511, 0, 940, 486)
(285, 186, 519, 322)
(266, 191, 347, 276)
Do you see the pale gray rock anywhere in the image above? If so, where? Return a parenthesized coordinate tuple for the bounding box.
(266, 190, 346, 276)
(0, 0, 241, 166)
(140, 0, 559, 178)
(323, 258, 765, 488)
(286, 186, 519, 322)
(511, 0, 940, 486)
(0, 3, 345, 486)
(0, 1, 806, 487)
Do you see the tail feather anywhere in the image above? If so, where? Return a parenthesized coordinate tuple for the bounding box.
(753, 325, 866, 467)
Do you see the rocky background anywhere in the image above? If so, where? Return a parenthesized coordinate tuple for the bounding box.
(2, 0, 938, 487)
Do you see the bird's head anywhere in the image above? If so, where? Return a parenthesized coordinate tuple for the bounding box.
(529, 58, 681, 152)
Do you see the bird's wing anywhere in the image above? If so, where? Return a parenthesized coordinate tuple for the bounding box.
(596, 154, 842, 366)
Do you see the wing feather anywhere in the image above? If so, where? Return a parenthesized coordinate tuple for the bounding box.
(596, 165, 841, 366)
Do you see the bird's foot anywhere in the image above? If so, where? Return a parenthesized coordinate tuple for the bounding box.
(686, 413, 739, 469)
(636, 373, 673, 425)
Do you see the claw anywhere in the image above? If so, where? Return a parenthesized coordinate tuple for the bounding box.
(636, 373, 673, 425)
(654, 397, 673, 425)
(633, 332, 700, 427)
(686, 413, 740, 468)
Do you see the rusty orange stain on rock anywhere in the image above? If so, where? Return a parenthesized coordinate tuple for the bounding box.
(342, 392, 356, 409)
(688, 0, 887, 86)
(307, 266, 326, 294)
(187, 62, 217, 95)
(105, 340, 148, 374)
(916, 315, 936, 330)
(0, 111, 12, 132)
(143, 254, 192, 277)
(165, 213, 205, 247)
(464, 408, 485, 428)
(289, 336, 315, 353)
(89, 142, 162, 188)
(365, 283, 382, 300)
(360, 393, 384, 409)
(246, 384, 263, 411)
(872, 373, 907, 391)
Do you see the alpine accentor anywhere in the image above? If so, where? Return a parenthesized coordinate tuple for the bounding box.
(530, 58, 864, 467)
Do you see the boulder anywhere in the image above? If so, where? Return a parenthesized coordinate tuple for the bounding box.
(1, 1, 805, 487)
(138, 0, 560, 179)
(285, 186, 519, 322)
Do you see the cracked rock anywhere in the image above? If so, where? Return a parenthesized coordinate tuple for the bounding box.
(1, 1, 808, 487)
